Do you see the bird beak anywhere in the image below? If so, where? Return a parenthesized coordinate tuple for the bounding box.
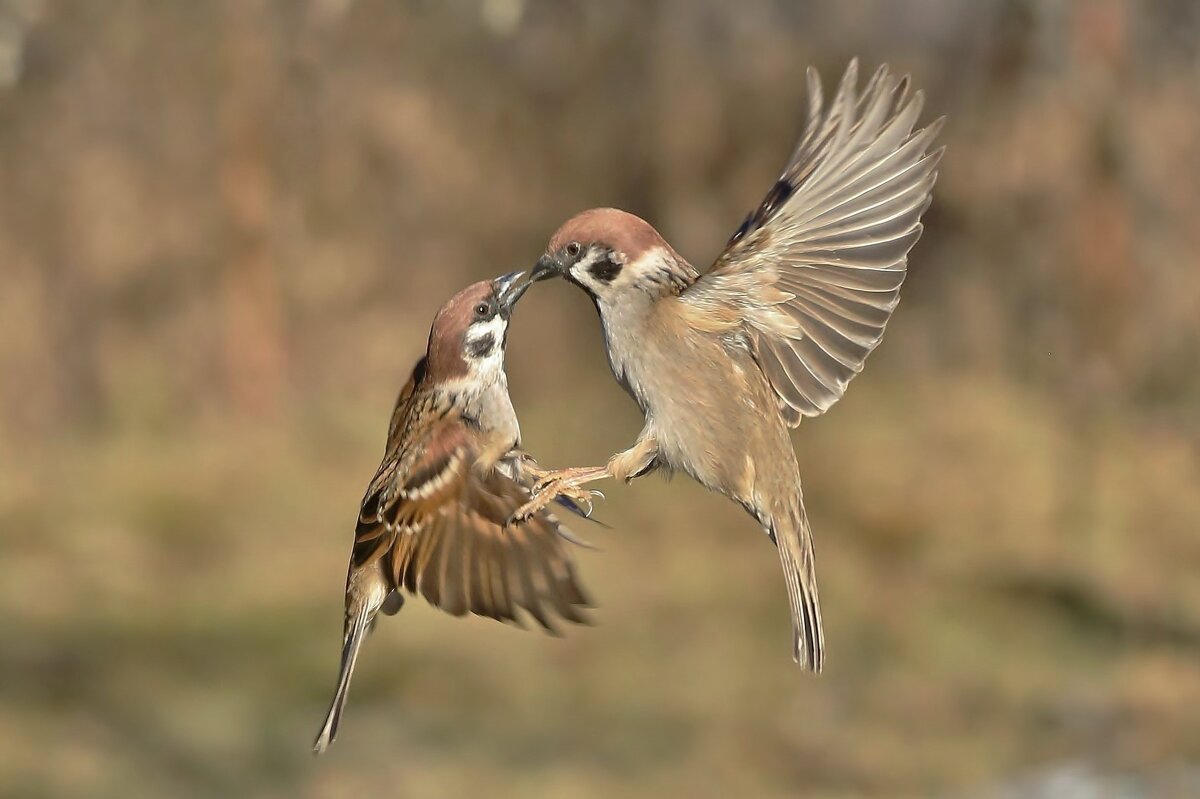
(531, 253, 562, 282)
(493, 270, 531, 314)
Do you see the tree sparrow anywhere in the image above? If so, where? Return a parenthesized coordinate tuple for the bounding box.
(513, 62, 943, 671)
(313, 273, 595, 754)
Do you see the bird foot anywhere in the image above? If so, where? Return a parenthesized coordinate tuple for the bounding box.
(507, 466, 609, 527)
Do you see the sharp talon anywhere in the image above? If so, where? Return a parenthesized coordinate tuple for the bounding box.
(506, 501, 540, 528)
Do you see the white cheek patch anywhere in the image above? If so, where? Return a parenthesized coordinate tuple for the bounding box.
(464, 315, 508, 380)
(570, 248, 635, 293)
(568, 250, 603, 292)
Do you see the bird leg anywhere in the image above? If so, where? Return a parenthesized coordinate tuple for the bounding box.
(507, 464, 610, 526)
(606, 430, 659, 483)
(507, 432, 659, 526)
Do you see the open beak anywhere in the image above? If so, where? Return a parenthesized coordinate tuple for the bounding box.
(494, 270, 532, 314)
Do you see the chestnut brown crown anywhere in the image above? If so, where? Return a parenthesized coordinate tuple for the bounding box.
(425, 281, 491, 380)
(425, 272, 530, 381)
(547, 208, 674, 263)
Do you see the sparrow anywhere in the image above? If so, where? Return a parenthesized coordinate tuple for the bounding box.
(312, 272, 596, 754)
(512, 61, 943, 671)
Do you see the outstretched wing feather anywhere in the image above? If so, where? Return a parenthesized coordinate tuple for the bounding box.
(688, 61, 943, 424)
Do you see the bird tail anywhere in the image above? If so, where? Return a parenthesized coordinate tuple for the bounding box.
(312, 605, 372, 755)
(771, 500, 825, 672)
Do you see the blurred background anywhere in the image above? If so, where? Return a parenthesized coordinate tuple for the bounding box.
(2, 0, 1199, 796)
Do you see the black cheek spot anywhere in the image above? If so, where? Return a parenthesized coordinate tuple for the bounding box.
(467, 333, 495, 360)
(588, 254, 623, 283)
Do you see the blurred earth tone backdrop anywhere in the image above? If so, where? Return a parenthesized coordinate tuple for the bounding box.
(1, 1, 1199, 797)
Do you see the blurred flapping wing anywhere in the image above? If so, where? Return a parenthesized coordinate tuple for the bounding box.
(353, 388, 591, 632)
(691, 61, 943, 424)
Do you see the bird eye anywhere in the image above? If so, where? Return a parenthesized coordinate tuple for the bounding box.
(565, 241, 582, 258)
(475, 302, 490, 316)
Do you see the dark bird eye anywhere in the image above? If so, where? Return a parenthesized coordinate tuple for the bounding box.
(565, 241, 582, 258)
(475, 302, 490, 316)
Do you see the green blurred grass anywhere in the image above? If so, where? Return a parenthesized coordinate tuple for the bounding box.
(4, 367, 1199, 798)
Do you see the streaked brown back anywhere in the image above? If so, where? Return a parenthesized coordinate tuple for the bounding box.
(354, 388, 592, 632)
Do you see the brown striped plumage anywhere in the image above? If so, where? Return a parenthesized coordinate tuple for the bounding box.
(351, 369, 590, 630)
(313, 275, 592, 754)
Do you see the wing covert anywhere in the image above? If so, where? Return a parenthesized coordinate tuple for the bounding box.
(353, 398, 592, 632)
(692, 61, 944, 423)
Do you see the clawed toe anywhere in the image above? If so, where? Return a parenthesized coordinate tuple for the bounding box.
(564, 487, 605, 518)
(507, 478, 606, 529)
(506, 484, 556, 527)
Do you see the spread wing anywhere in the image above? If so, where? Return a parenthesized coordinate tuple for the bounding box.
(688, 61, 943, 425)
(353, 386, 592, 632)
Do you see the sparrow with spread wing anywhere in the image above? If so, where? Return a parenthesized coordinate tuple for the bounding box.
(313, 273, 596, 754)
(512, 62, 943, 671)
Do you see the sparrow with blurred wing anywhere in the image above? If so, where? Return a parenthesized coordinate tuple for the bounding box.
(313, 273, 598, 754)
(513, 61, 944, 671)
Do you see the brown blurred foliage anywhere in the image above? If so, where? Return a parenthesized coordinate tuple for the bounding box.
(1, 1, 1199, 797)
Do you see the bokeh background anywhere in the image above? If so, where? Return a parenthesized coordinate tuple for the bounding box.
(2, 1, 1199, 797)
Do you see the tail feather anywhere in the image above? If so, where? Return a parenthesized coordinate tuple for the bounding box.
(313, 607, 372, 755)
(772, 507, 825, 672)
